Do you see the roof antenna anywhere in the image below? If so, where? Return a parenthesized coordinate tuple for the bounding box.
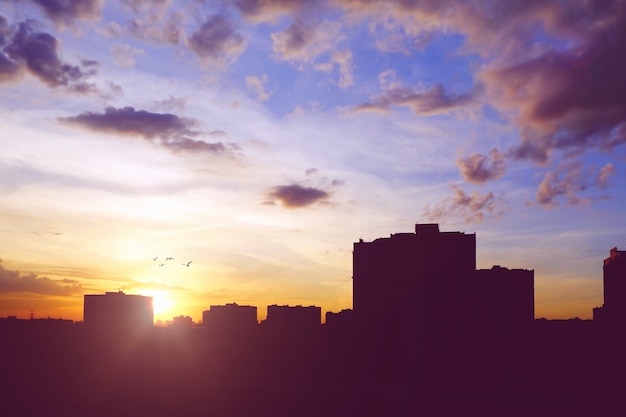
(30, 310, 34, 320)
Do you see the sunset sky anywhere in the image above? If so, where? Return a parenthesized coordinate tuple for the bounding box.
(1, 0, 625, 323)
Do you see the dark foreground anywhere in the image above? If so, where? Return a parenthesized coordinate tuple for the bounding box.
(2, 320, 625, 417)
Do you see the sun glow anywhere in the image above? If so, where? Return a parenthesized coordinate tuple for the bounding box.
(138, 290, 174, 319)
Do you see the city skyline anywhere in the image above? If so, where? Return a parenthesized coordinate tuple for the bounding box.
(1, 222, 621, 324)
(2, 1, 626, 323)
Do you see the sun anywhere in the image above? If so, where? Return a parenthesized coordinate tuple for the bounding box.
(137, 290, 174, 319)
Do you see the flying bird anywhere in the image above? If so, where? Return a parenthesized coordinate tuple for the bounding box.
(152, 256, 158, 261)
(166, 257, 174, 261)
(159, 264, 165, 267)
(183, 261, 192, 267)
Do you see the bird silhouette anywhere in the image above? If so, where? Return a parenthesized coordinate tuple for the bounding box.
(159, 263, 165, 267)
(166, 257, 174, 261)
(183, 261, 192, 267)
(152, 256, 158, 261)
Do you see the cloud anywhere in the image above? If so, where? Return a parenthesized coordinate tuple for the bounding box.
(354, 83, 480, 116)
(0, 19, 97, 91)
(457, 149, 506, 184)
(331, 48, 354, 88)
(25, 0, 102, 27)
(479, 2, 626, 163)
(264, 184, 331, 208)
(335, 1, 626, 166)
(128, 9, 184, 45)
(245, 73, 271, 101)
(122, 280, 185, 292)
(424, 185, 504, 224)
(534, 161, 616, 208)
(188, 14, 247, 66)
(121, 0, 170, 13)
(271, 19, 341, 63)
(597, 163, 615, 189)
(59, 106, 237, 155)
(483, 12, 626, 163)
(111, 44, 144, 67)
(0, 260, 82, 296)
(229, 0, 324, 23)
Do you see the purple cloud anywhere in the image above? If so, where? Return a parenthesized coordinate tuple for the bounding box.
(1, 19, 97, 91)
(128, 10, 184, 45)
(0, 260, 82, 296)
(188, 14, 246, 64)
(457, 149, 506, 184)
(534, 161, 616, 208)
(59, 106, 238, 155)
(229, 0, 323, 23)
(26, 0, 102, 26)
(264, 184, 331, 208)
(424, 185, 504, 224)
(354, 83, 480, 116)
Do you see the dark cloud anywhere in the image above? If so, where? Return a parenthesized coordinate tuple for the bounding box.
(60, 106, 197, 138)
(59, 106, 237, 155)
(335, 0, 626, 203)
(264, 184, 331, 208)
(355, 83, 480, 116)
(0, 19, 97, 91)
(424, 185, 504, 224)
(188, 14, 246, 64)
(26, 0, 102, 26)
(0, 260, 82, 296)
(230, 0, 323, 23)
(534, 161, 616, 208)
(457, 149, 506, 184)
(277, 19, 309, 51)
(484, 8, 626, 163)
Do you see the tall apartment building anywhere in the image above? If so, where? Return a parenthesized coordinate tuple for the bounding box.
(353, 223, 476, 336)
(352, 223, 535, 372)
(594, 247, 626, 323)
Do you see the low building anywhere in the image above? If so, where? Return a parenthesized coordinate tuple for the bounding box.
(83, 291, 153, 331)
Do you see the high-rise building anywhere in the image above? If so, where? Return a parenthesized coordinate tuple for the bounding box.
(83, 291, 153, 331)
(594, 247, 626, 323)
(352, 223, 476, 336)
(352, 223, 535, 374)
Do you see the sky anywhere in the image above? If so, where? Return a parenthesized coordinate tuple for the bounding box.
(1, 0, 625, 323)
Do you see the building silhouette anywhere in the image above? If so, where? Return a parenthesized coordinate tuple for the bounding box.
(263, 304, 321, 334)
(4, 224, 626, 416)
(352, 223, 476, 360)
(202, 302, 258, 334)
(83, 291, 153, 331)
(172, 315, 194, 329)
(352, 223, 534, 373)
(474, 265, 534, 333)
(593, 247, 626, 324)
